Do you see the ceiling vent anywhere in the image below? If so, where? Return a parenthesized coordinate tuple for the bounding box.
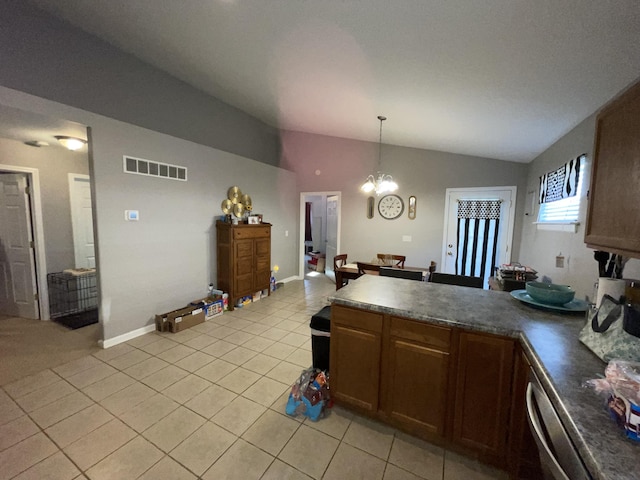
(123, 155, 187, 181)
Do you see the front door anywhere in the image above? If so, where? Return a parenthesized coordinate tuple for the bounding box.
(442, 187, 516, 288)
(0, 173, 39, 318)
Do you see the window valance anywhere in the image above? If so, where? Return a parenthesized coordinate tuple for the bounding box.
(539, 154, 585, 204)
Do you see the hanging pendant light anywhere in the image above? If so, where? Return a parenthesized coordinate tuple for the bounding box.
(360, 115, 398, 195)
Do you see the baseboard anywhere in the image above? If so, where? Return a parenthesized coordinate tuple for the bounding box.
(279, 275, 299, 284)
(100, 324, 156, 349)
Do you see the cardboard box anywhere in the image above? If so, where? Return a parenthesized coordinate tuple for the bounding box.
(191, 297, 223, 320)
(155, 305, 205, 333)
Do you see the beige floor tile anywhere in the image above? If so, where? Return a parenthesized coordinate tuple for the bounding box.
(388, 432, 444, 480)
(13, 451, 80, 480)
(119, 394, 179, 433)
(140, 364, 189, 391)
(185, 384, 237, 419)
(15, 379, 77, 413)
(274, 320, 300, 332)
(123, 357, 169, 380)
(266, 361, 303, 385)
(65, 363, 118, 389)
(63, 419, 136, 470)
(194, 358, 237, 383)
(229, 318, 254, 330)
(343, 416, 396, 460)
(29, 390, 93, 429)
(294, 323, 311, 335)
(0, 415, 39, 451)
(443, 450, 509, 480)
(0, 389, 24, 426)
(220, 346, 258, 366)
(81, 372, 135, 401)
(53, 356, 104, 379)
(278, 424, 339, 479)
(285, 348, 313, 368)
(138, 456, 197, 479)
(263, 342, 298, 361)
(126, 333, 162, 348)
(0, 432, 59, 480)
(167, 329, 201, 344)
(201, 340, 237, 358)
(300, 338, 312, 351)
(261, 459, 312, 480)
(323, 442, 386, 480)
(261, 327, 289, 341)
(242, 335, 276, 353)
(207, 325, 236, 340)
(175, 351, 216, 372)
(242, 323, 270, 336)
(382, 464, 423, 480)
(212, 396, 266, 436)
(190, 321, 218, 334)
(143, 406, 205, 452)
(162, 374, 211, 404)
(280, 332, 309, 348)
(242, 353, 281, 375)
(100, 382, 156, 415)
(106, 349, 151, 370)
(4, 370, 60, 399)
(170, 421, 236, 475)
(182, 334, 218, 350)
(304, 405, 353, 439)
(217, 367, 261, 394)
(242, 376, 289, 407)
(85, 435, 163, 480)
(137, 338, 178, 355)
(201, 438, 273, 480)
(224, 330, 255, 346)
(242, 409, 300, 456)
(92, 343, 135, 362)
(45, 404, 113, 448)
(155, 344, 197, 363)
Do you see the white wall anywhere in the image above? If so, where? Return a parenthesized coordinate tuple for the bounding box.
(518, 114, 640, 300)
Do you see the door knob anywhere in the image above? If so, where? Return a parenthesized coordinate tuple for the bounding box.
(448, 244, 453, 248)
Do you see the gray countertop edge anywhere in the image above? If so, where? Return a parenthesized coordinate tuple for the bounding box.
(328, 275, 640, 480)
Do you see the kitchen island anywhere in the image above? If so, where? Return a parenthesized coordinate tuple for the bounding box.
(328, 275, 639, 480)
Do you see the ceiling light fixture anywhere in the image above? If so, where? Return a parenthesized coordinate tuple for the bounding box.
(360, 115, 398, 195)
(55, 135, 87, 151)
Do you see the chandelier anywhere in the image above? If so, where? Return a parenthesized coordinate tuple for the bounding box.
(360, 115, 398, 195)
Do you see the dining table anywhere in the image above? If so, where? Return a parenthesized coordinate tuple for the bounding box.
(334, 263, 430, 290)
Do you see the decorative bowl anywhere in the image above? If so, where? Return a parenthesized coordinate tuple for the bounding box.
(525, 281, 575, 305)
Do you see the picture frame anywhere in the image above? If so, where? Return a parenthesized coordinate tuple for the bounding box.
(248, 215, 261, 224)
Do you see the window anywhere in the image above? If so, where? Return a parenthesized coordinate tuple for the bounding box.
(536, 159, 587, 230)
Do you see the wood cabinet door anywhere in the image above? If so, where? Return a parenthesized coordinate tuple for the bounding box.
(234, 239, 254, 296)
(452, 331, 514, 464)
(387, 338, 449, 436)
(331, 324, 382, 413)
(253, 237, 271, 290)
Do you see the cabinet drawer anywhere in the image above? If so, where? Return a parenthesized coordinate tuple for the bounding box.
(233, 226, 270, 240)
(390, 316, 450, 351)
(332, 305, 383, 334)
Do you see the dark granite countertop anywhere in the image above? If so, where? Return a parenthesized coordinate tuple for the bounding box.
(328, 275, 640, 480)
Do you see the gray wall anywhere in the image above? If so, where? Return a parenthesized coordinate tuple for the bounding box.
(282, 130, 529, 269)
(0, 1, 279, 167)
(0, 137, 89, 273)
(518, 115, 640, 300)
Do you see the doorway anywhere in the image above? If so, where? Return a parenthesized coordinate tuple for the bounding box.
(442, 186, 516, 288)
(299, 191, 341, 281)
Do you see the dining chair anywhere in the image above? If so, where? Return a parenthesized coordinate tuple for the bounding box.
(333, 254, 348, 270)
(377, 254, 406, 268)
(429, 272, 483, 289)
(379, 267, 423, 281)
(357, 262, 381, 275)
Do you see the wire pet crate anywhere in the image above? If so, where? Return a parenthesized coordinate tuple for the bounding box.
(47, 269, 98, 318)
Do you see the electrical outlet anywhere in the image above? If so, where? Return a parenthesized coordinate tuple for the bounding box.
(556, 255, 565, 268)
(402, 235, 412, 242)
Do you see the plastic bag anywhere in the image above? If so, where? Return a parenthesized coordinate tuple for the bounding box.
(285, 367, 331, 421)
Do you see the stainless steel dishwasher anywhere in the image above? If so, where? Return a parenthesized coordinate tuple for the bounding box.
(526, 371, 592, 480)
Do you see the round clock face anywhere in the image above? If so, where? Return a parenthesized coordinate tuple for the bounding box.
(378, 194, 404, 220)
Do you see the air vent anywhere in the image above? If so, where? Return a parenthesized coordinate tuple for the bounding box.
(123, 155, 187, 181)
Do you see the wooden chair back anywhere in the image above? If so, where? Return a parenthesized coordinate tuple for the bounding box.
(377, 254, 406, 268)
(429, 272, 483, 289)
(379, 267, 423, 281)
(357, 262, 381, 275)
(333, 254, 348, 270)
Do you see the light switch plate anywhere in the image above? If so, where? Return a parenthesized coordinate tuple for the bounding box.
(402, 235, 412, 242)
(125, 210, 139, 221)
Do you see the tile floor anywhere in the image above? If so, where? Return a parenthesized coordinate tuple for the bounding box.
(0, 275, 507, 479)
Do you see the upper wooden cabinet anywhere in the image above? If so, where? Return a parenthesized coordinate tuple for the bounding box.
(585, 79, 640, 257)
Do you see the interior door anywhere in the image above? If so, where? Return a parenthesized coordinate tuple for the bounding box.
(0, 173, 39, 318)
(325, 195, 339, 277)
(69, 174, 95, 268)
(442, 187, 516, 287)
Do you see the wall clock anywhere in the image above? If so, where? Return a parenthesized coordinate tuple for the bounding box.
(378, 194, 404, 220)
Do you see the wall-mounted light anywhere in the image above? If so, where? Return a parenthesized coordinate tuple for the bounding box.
(55, 135, 87, 151)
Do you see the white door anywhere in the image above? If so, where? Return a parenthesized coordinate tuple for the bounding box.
(325, 195, 339, 277)
(69, 174, 95, 268)
(0, 173, 39, 318)
(442, 187, 516, 287)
